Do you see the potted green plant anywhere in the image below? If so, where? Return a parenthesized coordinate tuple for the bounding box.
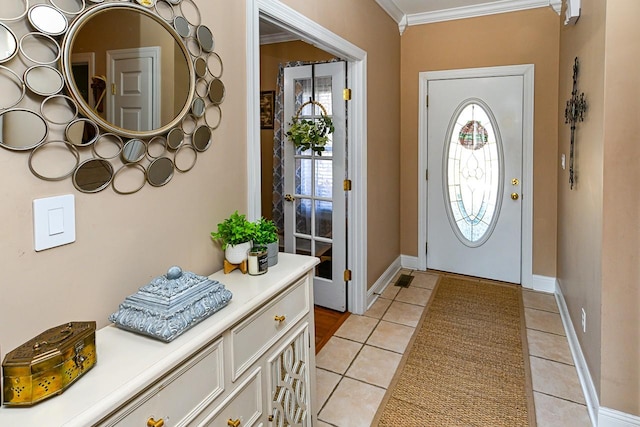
(253, 217, 279, 267)
(211, 211, 255, 264)
(286, 100, 334, 156)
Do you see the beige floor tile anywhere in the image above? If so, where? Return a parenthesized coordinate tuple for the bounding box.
(527, 329, 574, 365)
(395, 286, 433, 306)
(364, 297, 392, 319)
(367, 320, 415, 354)
(315, 368, 342, 410)
(523, 290, 559, 313)
(380, 284, 400, 300)
(345, 345, 402, 388)
(382, 300, 425, 327)
(534, 392, 591, 427)
(318, 377, 386, 427)
(530, 356, 586, 404)
(316, 336, 362, 374)
(334, 315, 379, 343)
(525, 308, 566, 335)
(409, 271, 439, 289)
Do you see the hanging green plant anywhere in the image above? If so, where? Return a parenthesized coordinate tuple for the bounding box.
(286, 100, 334, 155)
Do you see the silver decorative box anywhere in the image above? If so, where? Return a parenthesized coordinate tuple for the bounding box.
(109, 266, 232, 342)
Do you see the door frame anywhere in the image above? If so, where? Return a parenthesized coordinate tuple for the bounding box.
(246, 0, 368, 314)
(418, 64, 534, 288)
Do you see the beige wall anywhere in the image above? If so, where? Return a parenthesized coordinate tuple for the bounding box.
(400, 8, 560, 278)
(279, 0, 402, 289)
(259, 41, 334, 220)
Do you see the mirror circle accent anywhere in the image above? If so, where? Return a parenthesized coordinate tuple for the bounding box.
(0, 23, 18, 63)
(73, 158, 114, 193)
(28, 140, 80, 181)
(194, 56, 207, 78)
(28, 5, 68, 36)
(174, 144, 197, 172)
(196, 25, 214, 52)
(155, 0, 176, 21)
(66, 118, 100, 146)
(136, 0, 157, 8)
(93, 133, 124, 160)
(179, 0, 201, 26)
(147, 135, 167, 158)
(41, 94, 78, 125)
(0, 65, 26, 110)
(204, 104, 222, 129)
(208, 78, 225, 105)
(19, 32, 61, 65)
(192, 125, 211, 152)
(24, 65, 64, 97)
(195, 77, 208, 98)
(50, 0, 86, 16)
(122, 138, 147, 163)
(206, 51, 223, 78)
(112, 164, 147, 195)
(191, 97, 205, 118)
(173, 15, 190, 38)
(181, 113, 198, 135)
(0, 1, 29, 21)
(186, 36, 202, 57)
(147, 157, 174, 187)
(167, 0, 182, 5)
(0, 108, 48, 151)
(167, 128, 184, 150)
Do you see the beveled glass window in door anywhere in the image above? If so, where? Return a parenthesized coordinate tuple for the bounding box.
(445, 101, 503, 247)
(293, 76, 333, 279)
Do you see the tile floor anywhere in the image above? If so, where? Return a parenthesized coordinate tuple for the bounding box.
(314, 270, 593, 427)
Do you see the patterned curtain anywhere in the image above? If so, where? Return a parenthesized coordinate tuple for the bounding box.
(271, 59, 338, 232)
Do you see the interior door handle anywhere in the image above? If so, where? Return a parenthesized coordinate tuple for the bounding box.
(284, 194, 295, 202)
(511, 193, 519, 200)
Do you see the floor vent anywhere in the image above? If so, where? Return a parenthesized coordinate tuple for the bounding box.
(395, 274, 413, 288)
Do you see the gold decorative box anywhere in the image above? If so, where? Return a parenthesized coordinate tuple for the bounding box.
(2, 321, 97, 406)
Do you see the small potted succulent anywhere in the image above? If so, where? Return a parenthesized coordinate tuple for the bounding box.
(210, 211, 255, 264)
(253, 217, 279, 267)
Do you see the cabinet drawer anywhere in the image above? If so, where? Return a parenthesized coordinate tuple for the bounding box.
(198, 368, 262, 427)
(101, 339, 224, 427)
(230, 276, 309, 380)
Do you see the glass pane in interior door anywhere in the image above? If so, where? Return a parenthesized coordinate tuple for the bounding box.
(314, 76, 333, 115)
(315, 241, 332, 279)
(315, 159, 332, 198)
(295, 158, 312, 196)
(295, 197, 311, 235)
(315, 200, 332, 239)
(296, 236, 311, 256)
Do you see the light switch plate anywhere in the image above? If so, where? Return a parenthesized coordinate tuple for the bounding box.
(33, 194, 76, 251)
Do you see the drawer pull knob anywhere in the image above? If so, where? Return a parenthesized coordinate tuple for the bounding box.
(274, 315, 286, 323)
(228, 419, 241, 427)
(147, 418, 165, 427)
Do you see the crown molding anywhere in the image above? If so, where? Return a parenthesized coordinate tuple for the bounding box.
(376, 0, 562, 32)
(260, 33, 299, 45)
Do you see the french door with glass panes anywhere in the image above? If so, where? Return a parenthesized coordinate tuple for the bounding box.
(283, 62, 347, 312)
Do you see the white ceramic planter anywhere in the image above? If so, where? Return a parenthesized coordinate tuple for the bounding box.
(225, 242, 251, 264)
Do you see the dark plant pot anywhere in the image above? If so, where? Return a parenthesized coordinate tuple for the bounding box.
(266, 240, 279, 267)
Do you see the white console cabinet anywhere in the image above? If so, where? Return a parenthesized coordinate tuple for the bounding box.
(0, 253, 318, 426)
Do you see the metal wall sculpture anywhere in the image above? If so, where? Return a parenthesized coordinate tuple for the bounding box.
(564, 57, 587, 189)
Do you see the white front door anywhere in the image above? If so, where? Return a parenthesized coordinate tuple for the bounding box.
(427, 75, 524, 283)
(283, 62, 347, 311)
(107, 47, 160, 131)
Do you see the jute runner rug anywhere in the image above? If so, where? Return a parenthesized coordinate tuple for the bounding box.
(373, 275, 535, 426)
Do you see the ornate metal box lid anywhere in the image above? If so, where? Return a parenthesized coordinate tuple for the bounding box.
(109, 266, 232, 342)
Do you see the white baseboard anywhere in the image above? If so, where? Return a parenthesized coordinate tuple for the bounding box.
(532, 274, 557, 293)
(556, 281, 599, 426)
(366, 256, 402, 310)
(400, 254, 419, 270)
(599, 407, 640, 427)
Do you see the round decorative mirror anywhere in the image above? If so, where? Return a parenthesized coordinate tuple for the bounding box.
(0, 0, 222, 195)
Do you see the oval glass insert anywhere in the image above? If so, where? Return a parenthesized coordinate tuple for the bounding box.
(122, 138, 147, 163)
(147, 135, 167, 158)
(208, 78, 225, 104)
(196, 25, 214, 52)
(181, 113, 197, 135)
(50, 0, 85, 15)
(24, 65, 64, 96)
(444, 101, 503, 247)
(155, 1, 175, 21)
(112, 164, 147, 195)
(73, 158, 114, 193)
(205, 104, 221, 129)
(174, 144, 197, 172)
(173, 15, 190, 38)
(0, 23, 18, 64)
(29, 140, 79, 181)
(180, 0, 201, 26)
(66, 118, 99, 146)
(1, 1, 29, 21)
(194, 56, 207, 78)
(191, 97, 205, 117)
(28, 4, 68, 36)
(147, 157, 174, 186)
(192, 124, 211, 152)
(167, 128, 184, 150)
(0, 66, 26, 109)
(93, 133, 123, 159)
(20, 32, 61, 65)
(207, 52, 223, 78)
(41, 95, 78, 124)
(0, 109, 48, 151)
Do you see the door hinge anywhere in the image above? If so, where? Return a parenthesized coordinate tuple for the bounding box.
(111, 83, 116, 95)
(268, 415, 274, 422)
(426, 95, 429, 107)
(343, 88, 352, 101)
(426, 169, 428, 180)
(343, 179, 352, 191)
(344, 269, 352, 281)
(426, 242, 428, 254)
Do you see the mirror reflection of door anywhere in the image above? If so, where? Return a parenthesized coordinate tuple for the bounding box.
(107, 47, 160, 132)
(71, 52, 95, 108)
(283, 62, 348, 312)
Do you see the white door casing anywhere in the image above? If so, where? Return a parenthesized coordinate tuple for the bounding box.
(107, 47, 160, 132)
(418, 65, 534, 287)
(283, 62, 347, 312)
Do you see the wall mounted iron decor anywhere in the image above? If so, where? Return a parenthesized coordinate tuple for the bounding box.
(564, 57, 587, 189)
(0, 0, 224, 194)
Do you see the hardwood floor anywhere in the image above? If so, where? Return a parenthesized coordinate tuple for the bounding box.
(314, 306, 350, 354)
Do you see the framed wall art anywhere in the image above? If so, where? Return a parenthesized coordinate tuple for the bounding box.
(260, 90, 275, 129)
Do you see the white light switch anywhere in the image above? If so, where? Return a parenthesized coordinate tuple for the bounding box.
(34, 195, 75, 251)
